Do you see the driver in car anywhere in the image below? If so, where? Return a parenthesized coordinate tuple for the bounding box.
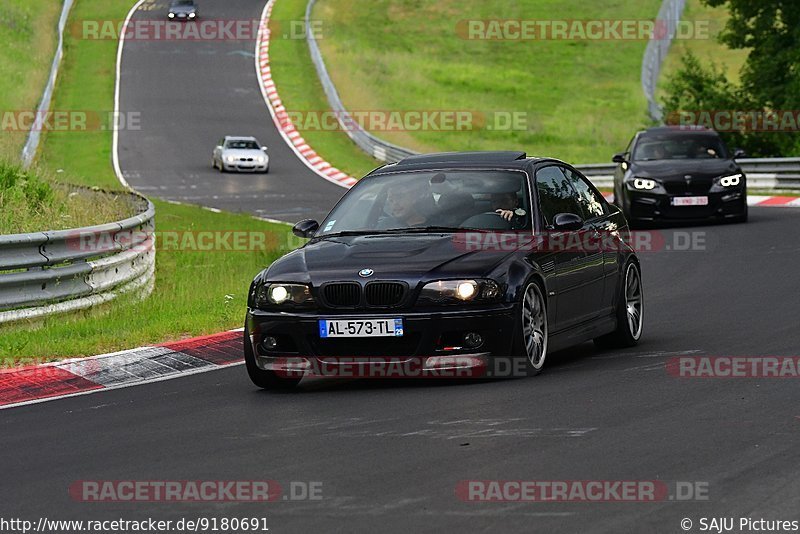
(377, 182, 433, 228)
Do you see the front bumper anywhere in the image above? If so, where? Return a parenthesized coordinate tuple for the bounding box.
(245, 306, 517, 378)
(221, 163, 268, 172)
(624, 189, 747, 222)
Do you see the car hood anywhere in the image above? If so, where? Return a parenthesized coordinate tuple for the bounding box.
(221, 149, 266, 158)
(630, 158, 739, 182)
(263, 233, 517, 285)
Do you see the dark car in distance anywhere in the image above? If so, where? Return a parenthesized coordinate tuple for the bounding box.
(612, 126, 748, 226)
(244, 151, 644, 389)
(168, 0, 197, 20)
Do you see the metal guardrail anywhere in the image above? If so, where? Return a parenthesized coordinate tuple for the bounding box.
(21, 0, 75, 168)
(0, 190, 156, 324)
(305, 0, 415, 163)
(304, 0, 800, 191)
(641, 0, 686, 122)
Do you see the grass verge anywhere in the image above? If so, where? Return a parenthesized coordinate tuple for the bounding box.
(269, 0, 383, 177)
(0, 160, 133, 234)
(0, 0, 62, 155)
(0, 0, 293, 362)
(0, 200, 292, 363)
(310, 0, 661, 163)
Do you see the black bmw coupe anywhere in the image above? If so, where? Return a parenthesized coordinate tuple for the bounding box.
(245, 151, 644, 389)
(612, 126, 748, 226)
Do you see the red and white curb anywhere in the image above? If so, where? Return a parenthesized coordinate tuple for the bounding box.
(255, 0, 356, 189)
(601, 192, 800, 207)
(746, 195, 800, 207)
(0, 330, 243, 410)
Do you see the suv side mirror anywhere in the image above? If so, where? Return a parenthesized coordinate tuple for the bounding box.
(733, 148, 746, 159)
(552, 213, 584, 231)
(292, 219, 319, 238)
(612, 152, 628, 164)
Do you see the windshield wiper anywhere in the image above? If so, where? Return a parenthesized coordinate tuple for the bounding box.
(316, 226, 487, 238)
(314, 230, 391, 238)
(382, 226, 488, 233)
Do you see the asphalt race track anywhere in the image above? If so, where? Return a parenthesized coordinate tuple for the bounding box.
(3, 1, 800, 532)
(116, 0, 346, 222)
(3, 209, 799, 532)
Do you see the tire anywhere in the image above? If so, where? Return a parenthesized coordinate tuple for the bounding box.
(243, 324, 302, 390)
(594, 261, 644, 349)
(512, 281, 548, 376)
(731, 204, 748, 224)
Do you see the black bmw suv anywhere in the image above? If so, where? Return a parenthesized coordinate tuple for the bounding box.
(612, 126, 747, 226)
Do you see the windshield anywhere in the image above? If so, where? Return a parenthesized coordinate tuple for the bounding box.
(316, 170, 531, 235)
(633, 134, 728, 161)
(225, 140, 259, 150)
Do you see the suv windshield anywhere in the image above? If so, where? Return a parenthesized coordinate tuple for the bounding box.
(226, 140, 259, 150)
(633, 134, 728, 161)
(317, 170, 531, 235)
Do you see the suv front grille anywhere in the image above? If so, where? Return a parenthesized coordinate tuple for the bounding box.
(664, 181, 711, 195)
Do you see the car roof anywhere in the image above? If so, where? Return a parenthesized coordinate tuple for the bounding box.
(372, 151, 557, 176)
(639, 126, 720, 137)
(224, 136, 258, 141)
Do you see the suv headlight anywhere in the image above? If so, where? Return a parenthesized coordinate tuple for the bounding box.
(255, 283, 314, 309)
(625, 177, 665, 193)
(632, 178, 656, 190)
(718, 173, 742, 187)
(417, 279, 502, 306)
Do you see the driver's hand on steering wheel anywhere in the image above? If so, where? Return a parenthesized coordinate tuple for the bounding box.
(495, 209, 514, 221)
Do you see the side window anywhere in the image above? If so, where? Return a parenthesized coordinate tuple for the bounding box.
(563, 167, 607, 220)
(535, 166, 583, 227)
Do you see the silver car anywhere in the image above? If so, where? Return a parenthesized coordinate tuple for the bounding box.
(212, 136, 270, 173)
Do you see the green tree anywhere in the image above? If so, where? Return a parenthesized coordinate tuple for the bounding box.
(662, 0, 800, 156)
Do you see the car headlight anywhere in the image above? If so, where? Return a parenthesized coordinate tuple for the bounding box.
(257, 156, 266, 163)
(188, 12, 196, 18)
(718, 173, 742, 187)
(255, 283, 314, 309)
(417, 279, 502, 306)
(632, 178, 657, 190)
(225, 155, 235, 163)
(168, 12, 175, 18)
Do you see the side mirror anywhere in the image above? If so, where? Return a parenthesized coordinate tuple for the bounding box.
(612, 152, 627, 164)
(552, 213, 584, 232)
(733, 148, 746, 159)
(261, 146, 268, 151)
(292, 219, 319, 238)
